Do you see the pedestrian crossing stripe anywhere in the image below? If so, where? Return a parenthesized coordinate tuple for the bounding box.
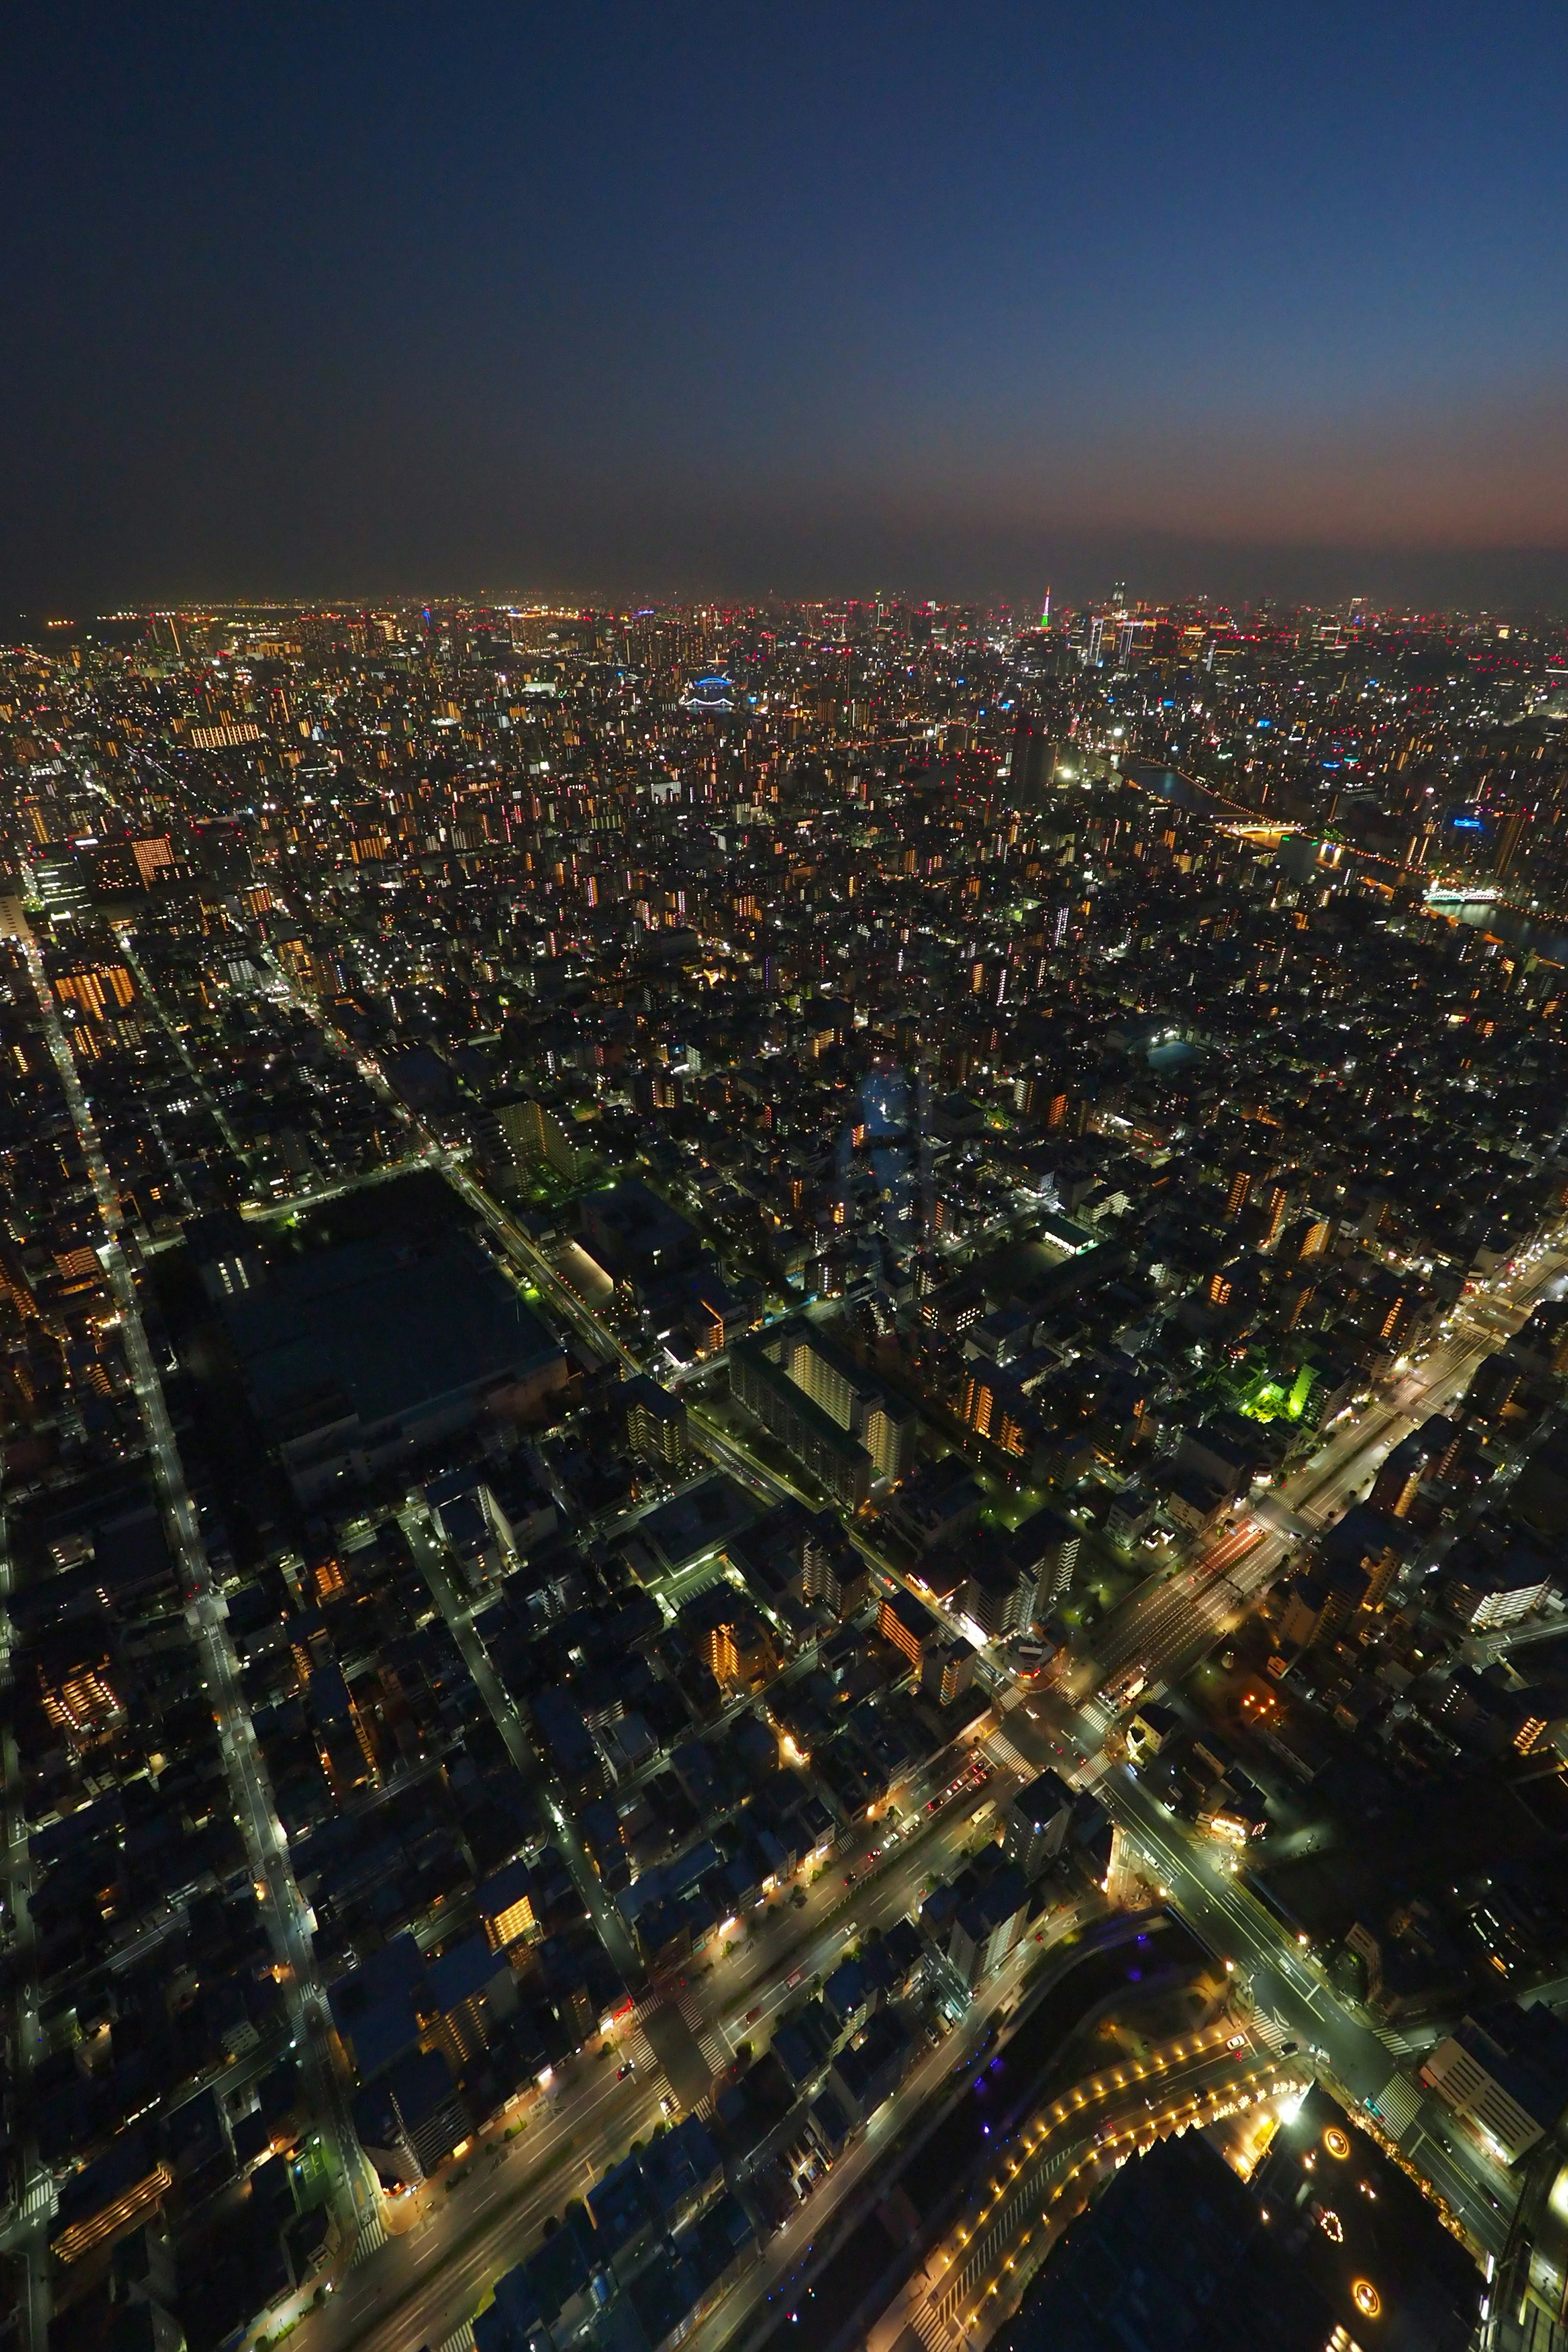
(1369, 2075, 1422, 2140)
(1375, 2024, 1433, 2057)
(911, 2300, 949, 2349)
(350, 2210, 389, 2265)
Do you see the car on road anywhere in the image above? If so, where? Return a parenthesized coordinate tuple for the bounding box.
(746, 2004, 763, 2022)
(617, 2062, 635, 2079)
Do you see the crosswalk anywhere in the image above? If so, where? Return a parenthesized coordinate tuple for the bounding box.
(985, 1730, 1031, 1776)
(1247, 2011, 1295, 2056)
(618, 2025, 673, 2111)
(351, 2208, 389, 2265)
(619, 1984, 738, 2119)
(21, 2172, 56, 2221)
(910, 2298, 951, 2350)
(1369, 2074, 1423, 2142)
(677, 1990, 730, 2080)
(621, 2022, 655, 2070)
(1374, 2022, 1435, 2059)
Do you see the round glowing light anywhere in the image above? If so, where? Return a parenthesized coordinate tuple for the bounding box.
(1323, 2126, 1352, 2160)
(1320, 2210, 1343, 2242)
(1352, 2280, 1382, 2319)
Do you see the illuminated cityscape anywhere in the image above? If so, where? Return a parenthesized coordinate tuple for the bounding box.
(1, 591, 1568, 2352)
(8, 8, 1568, 2352)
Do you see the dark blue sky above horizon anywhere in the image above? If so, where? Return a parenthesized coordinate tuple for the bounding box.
(8, 2, 1568, 610)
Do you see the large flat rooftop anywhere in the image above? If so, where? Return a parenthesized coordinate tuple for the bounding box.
(220, 1232, 561, 1433)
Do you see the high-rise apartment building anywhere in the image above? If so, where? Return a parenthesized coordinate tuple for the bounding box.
(623, 1375, 689, 1473)
(500, 1097, 580, 1185)
(769, 1318, 916, 1484)
(878, 1589, 939, 1675)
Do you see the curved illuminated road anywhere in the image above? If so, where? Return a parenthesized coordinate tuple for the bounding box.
(872, 2026, 1307, 2350)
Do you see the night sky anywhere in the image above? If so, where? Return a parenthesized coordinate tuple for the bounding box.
(7, 3, 1568, 610)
